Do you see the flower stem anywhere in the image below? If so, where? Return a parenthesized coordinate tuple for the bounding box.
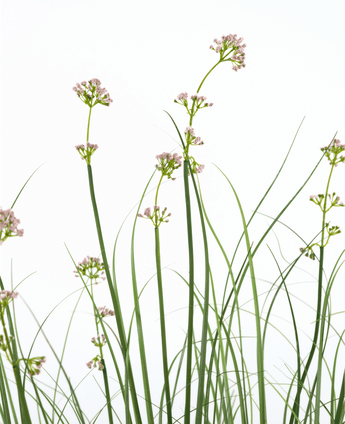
(314, 163, 335, 424)
(0, 311, 13, 363)
(154, 227, 173, 424)
(183, 159, 194, 424)
(101, 359, 114, 424)
(289, 165, 335, 424)
(196, 61, 221, 95)
(86, 164, 142, 424)
(87, 106, 92, 142)
(155, 174, 164, 206)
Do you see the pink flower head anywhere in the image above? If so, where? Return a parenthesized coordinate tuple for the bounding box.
(73, 78, 113, 107)
(144, 207, 151, 218)
(210, 33, 246, 70)
(73, 256, 106, 284)
(0, 207, 24, 245)
(196, 164, 205, 173)
(0, 290, 18, 300)
(193, 137, 204, 146)
(176, 92, 188, 101)
(184, 127, 195, 137)
(97, 305, 115, 318)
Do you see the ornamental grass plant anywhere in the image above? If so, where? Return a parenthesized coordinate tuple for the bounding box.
(0, 31, 344, 424)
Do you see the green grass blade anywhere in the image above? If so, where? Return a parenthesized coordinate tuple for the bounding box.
(87, 163, 143, 424)
(0, 354, 13, 423)
(215, 168, 267, 423)
(0, 275, 32, 424)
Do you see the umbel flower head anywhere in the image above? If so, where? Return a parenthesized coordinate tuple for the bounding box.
(96, 305, 115, 319)
(138, 206, 171, 227)
(73, 256, 107, 284)
(26, 356, 47, 378)
(320, 138, 345, 167)
(91, 334, 107, 348)
(174, 92, 214, 117)
(72, 78, 113, 107)
(155, 152, 183, 180)
(0, 290, 19, 313)
(86, 354, 104, 371)
(75, 142, 99, 165)
(209, 33, 246, 71)
(0, 208, 24, 246)
(0, 290, 18, 301)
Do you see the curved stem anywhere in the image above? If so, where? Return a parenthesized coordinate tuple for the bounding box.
(155, 174, 164, 206)
(87, 164, 142, 424)
(87, 107, 92, 142)
(196, 61, 222, 94)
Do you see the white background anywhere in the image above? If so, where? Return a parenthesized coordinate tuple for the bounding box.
(0, 1, 344, 422)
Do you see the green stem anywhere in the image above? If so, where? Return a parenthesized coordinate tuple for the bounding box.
(290, 164, 335, 424)
(155, 174, 164, 206)
(314, 164, 335, 424)
(183, 160, 194, 424)
(321, 164, 335, 246)
(0, 311, 13, 363)
(0, 277, 32, 424)
(86, 164, 142, 424)
(101, 359, 114, 424)
(130, 217, 154, 424)
(196, 61, 221, 95)
(289, 252, 325, 424)
(87, 107, 92, 142)
(154, 227, 173, 424)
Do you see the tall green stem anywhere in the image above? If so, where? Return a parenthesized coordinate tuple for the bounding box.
(86, 164, 142, 424)
(183, 159, 194, 424)
(289, 165, 335, 424)
(154, 227, 173, 424)
(314, 164, 335, 424)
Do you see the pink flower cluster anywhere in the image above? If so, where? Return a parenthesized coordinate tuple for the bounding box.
(184, 127, 204, 146)
(299, 247, 316, 261)
(176, 92, 188, 101)
(28, 356, 47, 378)
(155, 151, 183, 180)
(320, 139, 345, 167)
(86, 358, 104, 371)
(0, 290, 18, 300)
(190, 94, 214, 107)
(156, 152, 183, 166)
(75, 142, 99, 163)
(73, 256, 106, 284)
(310, 193, 344, 207)
(175, 92, 213, 108)
(91, 334, 107, 347)
(320, 138, 345, 151)
(196, 164, 205, 173)
(97, 306, 115, 318)
(91, 334, 106, 343)
(138, 206, 171, 225)
(209, 34, 246, 71)
(0, 208, 24, 246)
(72, 78, 113, 107)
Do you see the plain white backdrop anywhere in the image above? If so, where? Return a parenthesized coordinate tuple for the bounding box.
(0, 1, 344, 422)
